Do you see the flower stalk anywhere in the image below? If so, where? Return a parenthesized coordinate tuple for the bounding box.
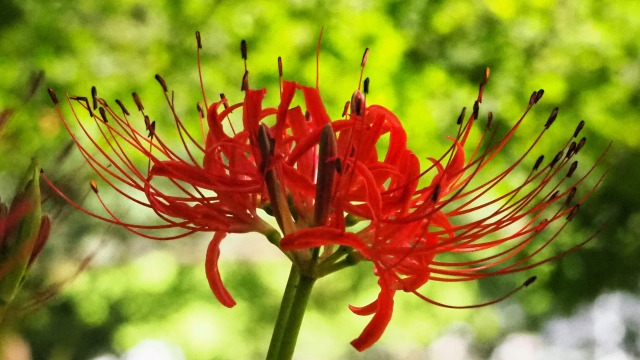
(267, 267, 316, 360)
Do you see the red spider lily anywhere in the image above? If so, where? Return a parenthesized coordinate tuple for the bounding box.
(42, 33, 353, 307)
(44, 31, 607, 354)
(280, 71, 608, 349)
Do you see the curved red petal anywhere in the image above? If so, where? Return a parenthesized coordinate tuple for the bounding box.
(299, 85, 331, 127)
(205, 232, 236, 307)
(280, 227, 372, 258)
(350, 274, 396, 351)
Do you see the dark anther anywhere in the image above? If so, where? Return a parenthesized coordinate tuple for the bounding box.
(196, 31, 202, 49)
(115, 99, 130, 116)
(536, 218, 549, 232)
(566, 141, 577, 159)
(574, 120, 585, 138)
(350, 90, 366, 116)
(155, 74, 168, 92)
(220, 93, 229, 109)
(305, 110, 311, 122)
(335, 158, 342, 174)
(550, 190, 559, 201)
(91, 86, 98, 110)
(566, 204, 580, 221)
(144, 115, 155, 138)
(278, 56, 283, 77)
(483, 67, 490, 84)
(564, 187, 577, 207)
(487, 111, 493, 130)
(545, 107, 559, 129)
(240, 39, 248, 60)
(342, 101, 350, 117)
(472, 100, 479, 120)
(241, 70, 249, 91)
(524, 276, 537, 287)
(72, 96, 93, 117)
(576, 137, 586, 153)
(533, 155, 544, 171)
(456, 107, 466, 125)
(529, 91, 538, 105)
(431, 184, 440, 203)
(149, 121, 156, 138)
(534, 89, 544, 103)
(132, 92, 144, 111)
(48, 88, 58, 105)
(549, 150, 563, 168)
(361, 48, 370, 67)
(196, 103, 204, 117)
(90, 180, 99, 194)
(566, 161, 578, 178)
(363, 77, 370, 95)
(98, 107, 108, 123)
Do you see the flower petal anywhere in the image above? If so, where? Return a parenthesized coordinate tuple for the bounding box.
(280, 227, 372, 258)
(349, 273, 396, 351)
(205, 232, 236, 307)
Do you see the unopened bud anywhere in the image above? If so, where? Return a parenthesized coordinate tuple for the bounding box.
(350, 90, 366, 116)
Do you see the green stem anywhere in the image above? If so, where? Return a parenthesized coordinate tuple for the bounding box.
(277, 273, 316, 360)
(266, 264, 300, 360)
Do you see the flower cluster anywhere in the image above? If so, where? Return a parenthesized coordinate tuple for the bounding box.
(44, 32, 606, 352)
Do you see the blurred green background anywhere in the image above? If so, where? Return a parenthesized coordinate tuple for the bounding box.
(0, 0, 638, 359)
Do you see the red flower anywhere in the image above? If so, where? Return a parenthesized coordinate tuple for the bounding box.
(280, 71, 608, 350)
(45, 32, 607, 352)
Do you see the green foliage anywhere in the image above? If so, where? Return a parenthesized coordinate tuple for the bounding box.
(0, 0, 638, 358)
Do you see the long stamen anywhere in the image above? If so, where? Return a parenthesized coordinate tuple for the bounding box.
(412, 276, 536, 309)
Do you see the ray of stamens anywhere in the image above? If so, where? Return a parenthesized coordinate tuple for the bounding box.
(59, 97, 149, 198)
(458, 144, 608, 231)
(66, 95, 207, 210)
(92, 188, 198, 239)
(94, 116, 153, 193)
(141, 185, 230, 231)
(425, 172, 607, 279)
(69, 107, 151, 192)
(160, 87, 206, 162)
(449, 155, 564, 221)
(40, 173, 194, 232)
(75, 96, 175, 161)
(447, 115, 584, 221)
(449, 104, 538, 195)
(404, 155, 605, 257)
